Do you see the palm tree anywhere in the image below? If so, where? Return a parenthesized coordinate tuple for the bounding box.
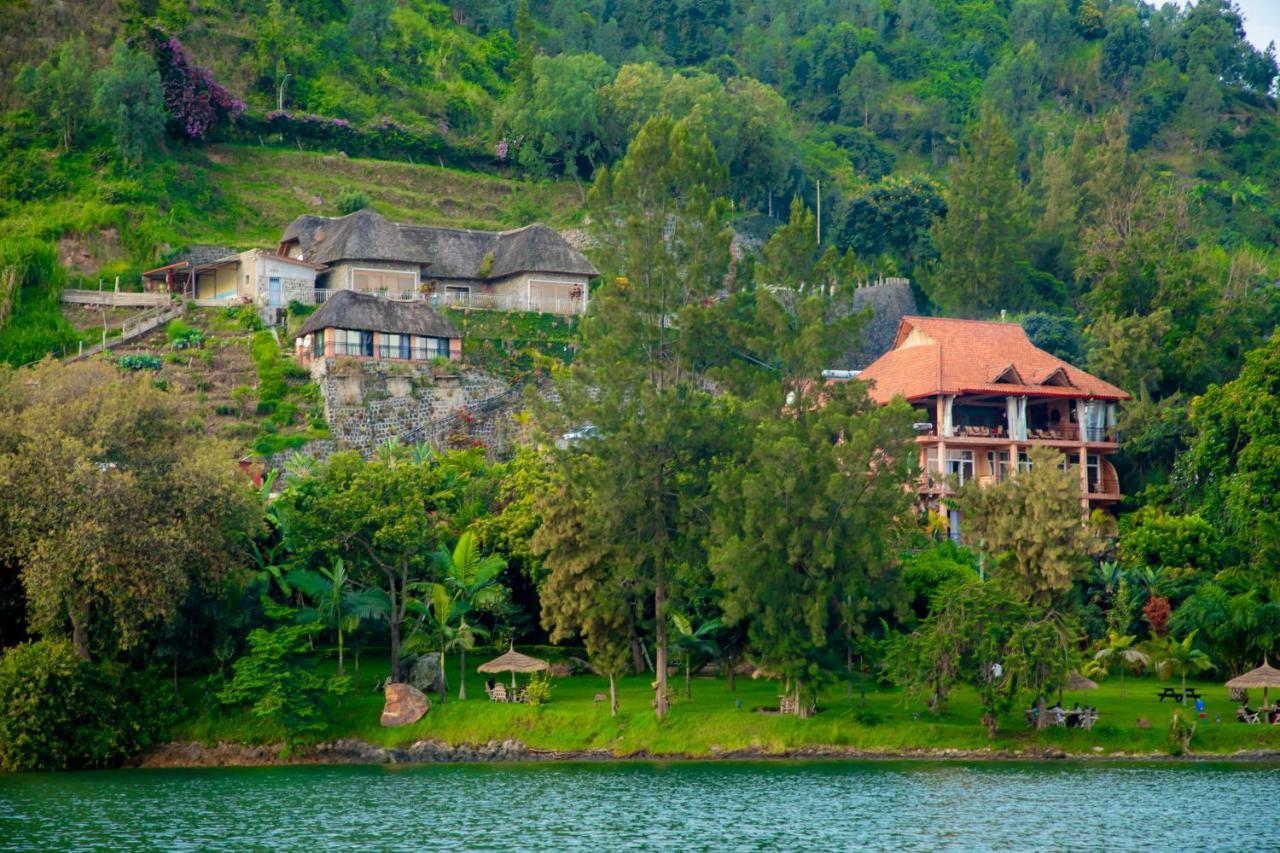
(670, 612, 721, 699)
(1091, 561, 1124, 608)
(1132, 566, 1162, 599)
(1154, 630, 1215, 704)
(288, 558, 378, 677)
(429, 531, 507, 700)
(1092, 631, 1149, 697)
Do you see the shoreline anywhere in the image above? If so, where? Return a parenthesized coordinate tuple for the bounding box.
(128, 738, 1280, 769)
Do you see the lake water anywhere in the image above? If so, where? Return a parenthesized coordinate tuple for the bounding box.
(1, 760, 1278, 851)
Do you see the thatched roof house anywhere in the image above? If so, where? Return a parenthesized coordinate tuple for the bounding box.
(279, 209, 597, 315)
(294, 289, 462, 364)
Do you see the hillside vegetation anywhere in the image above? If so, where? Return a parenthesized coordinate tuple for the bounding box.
(8, 1, 1280, 771)
(0, 0, 1278, 494)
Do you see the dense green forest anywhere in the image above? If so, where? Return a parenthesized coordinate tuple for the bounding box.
(3, 0, 1280, 769)
(2, 0, 1279, 488)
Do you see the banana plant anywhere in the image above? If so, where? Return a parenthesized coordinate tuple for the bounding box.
(426, 531, 507, 700)
(245, 468, 292, 596)
(670, 612, 722, 700)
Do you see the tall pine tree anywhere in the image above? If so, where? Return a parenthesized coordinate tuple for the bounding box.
(539, 116, 738, 719)
(932, 106, 1027, 314)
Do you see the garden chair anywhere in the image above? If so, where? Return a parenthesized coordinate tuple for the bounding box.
(1237, 705, 1260, 724)
(487, 683, 510, 703)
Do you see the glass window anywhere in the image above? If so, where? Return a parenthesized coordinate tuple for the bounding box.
(359, 330, 373, 357)
(353, 269, 418, 294)
(313, 331, 325, 357)
(946, 450, 974, 485)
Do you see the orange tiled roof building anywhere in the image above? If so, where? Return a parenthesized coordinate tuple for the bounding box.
(856, 316, 1130, 512)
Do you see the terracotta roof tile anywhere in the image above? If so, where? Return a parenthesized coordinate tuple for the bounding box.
(858, 316, 1130, 404)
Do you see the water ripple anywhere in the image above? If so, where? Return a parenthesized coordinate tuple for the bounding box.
(1, 760, 1277, 851)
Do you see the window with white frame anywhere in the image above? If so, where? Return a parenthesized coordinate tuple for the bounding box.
(352, 269, 418, 295)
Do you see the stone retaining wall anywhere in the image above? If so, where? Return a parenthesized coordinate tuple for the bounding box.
(274, 359, 523, 468)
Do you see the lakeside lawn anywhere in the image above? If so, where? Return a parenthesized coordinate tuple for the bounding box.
(173, 654, 1280, 758)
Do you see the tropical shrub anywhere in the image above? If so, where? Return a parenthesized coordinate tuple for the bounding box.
(0, 639, 177, 771)
(118, 353, 163, 370)
(166, 318, 203, 349)
(0, 238, 79, 366)
(217, 614, 348, 746)
(335, 189, 369, 215)
(522, 671, 553, 706)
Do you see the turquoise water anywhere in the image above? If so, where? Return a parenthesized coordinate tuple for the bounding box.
(1, 760, 1278, 851)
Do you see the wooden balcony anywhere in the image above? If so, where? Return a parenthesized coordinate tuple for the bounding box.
(914, 423, 1120, 448)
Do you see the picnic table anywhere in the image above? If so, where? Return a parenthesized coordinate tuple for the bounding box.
(1156, 687, 1202, 702)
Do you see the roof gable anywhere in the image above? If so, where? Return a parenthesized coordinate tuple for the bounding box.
(1036, 366, 1074, 387)
(857, 315, 1129, 403)
(990, 364, 1025, 385)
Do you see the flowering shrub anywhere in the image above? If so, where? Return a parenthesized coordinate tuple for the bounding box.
(146, 29, 244, 141)
(234, 111, 488, 167)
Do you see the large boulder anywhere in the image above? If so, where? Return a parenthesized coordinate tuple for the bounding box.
(408, 652, 447, 695)
(380, 683, 430, 727)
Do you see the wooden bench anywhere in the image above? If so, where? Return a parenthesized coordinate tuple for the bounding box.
(1156, 687, 1201, 702)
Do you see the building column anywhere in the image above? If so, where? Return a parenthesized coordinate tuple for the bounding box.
(935, 396, 948, 488)
(1079, 445, 1089, 510)
(1075, 399, 1090, 510)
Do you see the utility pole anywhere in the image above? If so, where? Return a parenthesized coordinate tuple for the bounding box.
(816, 179, 822, 245)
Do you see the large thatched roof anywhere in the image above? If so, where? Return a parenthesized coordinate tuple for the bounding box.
(294, 289, 460, 340)
(477, 646, 550, 675)
(281, 209, 598, 279)
(823, 278, 919, 370)
(1225, 660, 1280, 689)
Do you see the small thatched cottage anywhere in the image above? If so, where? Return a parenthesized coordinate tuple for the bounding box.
(279, 209, 598, 314)
(294, 289, 462, 366)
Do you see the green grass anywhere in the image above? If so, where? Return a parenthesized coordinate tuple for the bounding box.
(173, 653, 1280, 759)
(197, 145, 585, 246)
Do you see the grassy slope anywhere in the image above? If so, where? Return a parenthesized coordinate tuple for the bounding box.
(195, 145, 586, 248)
(0, 144, 584, 273)
(175, 653, 1280, 758)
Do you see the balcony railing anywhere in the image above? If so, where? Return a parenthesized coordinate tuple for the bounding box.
(287, 289, 333, 306)
(376, 344, 448, 361)
(1086, 472, 1121, 497)
(287, 288, 586, 315)
(428, 291, 585, 316)
(917, 423, 1120, 443)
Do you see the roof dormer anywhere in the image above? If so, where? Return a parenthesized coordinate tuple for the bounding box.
(1037, 366, 1074, 387)
(990, 364, 1025, 385)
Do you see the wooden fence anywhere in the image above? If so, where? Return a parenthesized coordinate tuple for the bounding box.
(61, 289, 171, 308)
(65, 302, 185, 363)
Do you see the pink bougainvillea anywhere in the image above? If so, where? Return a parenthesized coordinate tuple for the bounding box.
(148, 30, 244, 141)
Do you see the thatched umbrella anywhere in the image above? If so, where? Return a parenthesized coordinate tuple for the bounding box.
(478, 644, 550, 689)
(1067, 672, 1099, 691)
(1225, 659, 1280, 708)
